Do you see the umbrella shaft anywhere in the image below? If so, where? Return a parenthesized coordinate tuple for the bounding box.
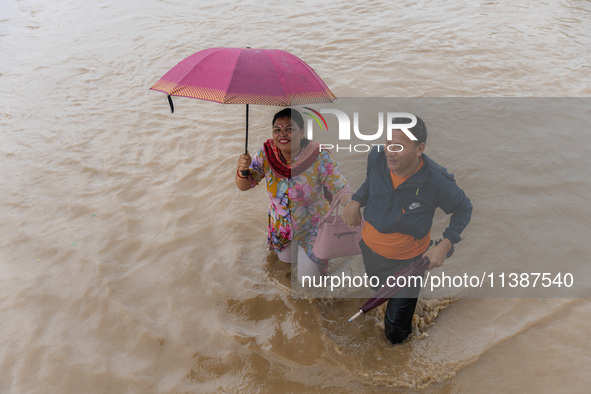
(245, 104, 249, 154)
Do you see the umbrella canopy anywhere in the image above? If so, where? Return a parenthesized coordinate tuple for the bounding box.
(348, 241, 455, 322)
(150, 47, 336, 107)
(150, 47, 336, 158)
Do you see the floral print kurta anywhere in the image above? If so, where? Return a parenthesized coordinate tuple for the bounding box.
(249, 148, 349, 271)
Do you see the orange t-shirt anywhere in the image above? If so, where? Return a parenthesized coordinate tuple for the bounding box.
(362, 158, 431, 259)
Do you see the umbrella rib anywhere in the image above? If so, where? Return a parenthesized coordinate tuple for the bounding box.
(264, 50, 335, 106)
(170, 48, 237, 102)
(260, 49, 290, 106)
(220, 48, 243, 104)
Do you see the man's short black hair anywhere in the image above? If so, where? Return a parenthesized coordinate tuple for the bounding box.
(392, 115, 427, 145)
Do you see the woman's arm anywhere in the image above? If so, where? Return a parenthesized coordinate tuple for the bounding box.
(339, 193, 352, 207)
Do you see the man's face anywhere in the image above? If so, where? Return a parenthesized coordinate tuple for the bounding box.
(385, 129, 425, 174)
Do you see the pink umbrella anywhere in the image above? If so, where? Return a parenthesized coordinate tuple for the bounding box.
(150, 47, 336, 170)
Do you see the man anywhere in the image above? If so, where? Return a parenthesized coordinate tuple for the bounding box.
(342, 116, 472, 344)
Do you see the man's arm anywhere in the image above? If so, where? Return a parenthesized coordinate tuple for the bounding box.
(439, 181, 473, 245)
(351, 177, 369, 207)
(424, 178, 472, 270)
(342, 176, 369, 226)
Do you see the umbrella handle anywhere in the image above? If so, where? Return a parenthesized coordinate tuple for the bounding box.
(348, 309, 364, 322)
(167, 95, 174, 114)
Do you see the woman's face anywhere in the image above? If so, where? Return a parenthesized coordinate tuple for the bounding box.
(272, 116, 304, 156)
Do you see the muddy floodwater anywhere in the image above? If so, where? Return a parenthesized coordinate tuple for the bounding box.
(1, 0, 591, 392)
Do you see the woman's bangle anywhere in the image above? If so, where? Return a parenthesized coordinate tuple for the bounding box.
(236, 169, 249, 179)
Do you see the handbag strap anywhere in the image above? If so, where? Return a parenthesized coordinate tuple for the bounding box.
(321, 187, 353, 222)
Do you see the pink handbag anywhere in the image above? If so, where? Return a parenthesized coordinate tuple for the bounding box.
(312, 188, 363, 260)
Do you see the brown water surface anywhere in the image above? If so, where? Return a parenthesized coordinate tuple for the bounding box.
(1, 0, 591, 392)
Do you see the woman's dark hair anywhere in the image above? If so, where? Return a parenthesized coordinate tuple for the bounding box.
(272, 108, 305, 129)
(392, 115, 427, 145)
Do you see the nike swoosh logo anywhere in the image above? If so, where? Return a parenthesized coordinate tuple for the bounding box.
(408, 202, 422, 210)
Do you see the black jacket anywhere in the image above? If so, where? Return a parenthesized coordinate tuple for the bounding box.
(352, 147, 472, 244)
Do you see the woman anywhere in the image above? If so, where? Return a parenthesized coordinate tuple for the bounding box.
(235, 108, 351, 279)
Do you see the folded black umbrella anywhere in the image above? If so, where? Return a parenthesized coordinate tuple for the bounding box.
(348, 241, 454, 322)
